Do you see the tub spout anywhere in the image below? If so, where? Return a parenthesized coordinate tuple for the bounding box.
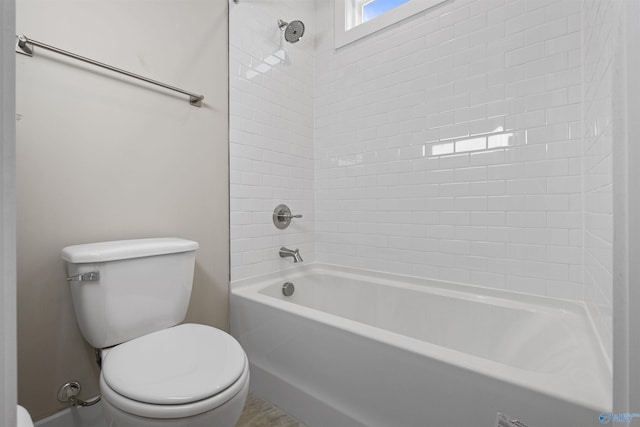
(280, 247, 303, 263)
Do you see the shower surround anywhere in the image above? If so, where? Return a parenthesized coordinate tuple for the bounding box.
(229, 0, 315, 281)
(314, 0, 584, 297)
(230, 0, 614, 373)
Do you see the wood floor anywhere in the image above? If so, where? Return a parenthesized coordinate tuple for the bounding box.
(235, 393, 308, 427)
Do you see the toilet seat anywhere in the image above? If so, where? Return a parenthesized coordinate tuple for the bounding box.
(100, 357, 249, 419)
(100, 323, 249, 419)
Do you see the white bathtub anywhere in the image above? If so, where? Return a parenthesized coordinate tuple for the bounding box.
(231, 264, 611, 427)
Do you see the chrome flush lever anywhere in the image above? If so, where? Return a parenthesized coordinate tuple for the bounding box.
(67, 272, 100, 282)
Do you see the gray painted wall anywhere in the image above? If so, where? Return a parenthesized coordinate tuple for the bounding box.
(15, 0, 229, 419)
(1, 0, 17, 424)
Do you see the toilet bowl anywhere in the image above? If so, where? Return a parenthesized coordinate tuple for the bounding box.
(99, 324, 249, 427)
(62, 238, 249, 427)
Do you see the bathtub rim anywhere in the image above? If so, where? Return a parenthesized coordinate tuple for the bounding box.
(233, 263, 600, 321)
(231, 263, 612, 411)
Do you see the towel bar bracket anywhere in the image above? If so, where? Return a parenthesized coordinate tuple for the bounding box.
(15, 35, 32, 56)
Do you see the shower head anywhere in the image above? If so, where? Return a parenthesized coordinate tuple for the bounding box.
(278, 19, 305, 43)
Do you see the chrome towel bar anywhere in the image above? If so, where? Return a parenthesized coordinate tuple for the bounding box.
(15, 34, 204, 107)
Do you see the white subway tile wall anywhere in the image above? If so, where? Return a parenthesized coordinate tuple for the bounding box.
(229, 0, 315, 280)
(229, 0, 616, 369)
(582, 0, 620, 362)
(314, 0, 585, 298)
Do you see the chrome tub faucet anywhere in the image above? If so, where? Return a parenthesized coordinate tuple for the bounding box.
(279, 247, 303, 263)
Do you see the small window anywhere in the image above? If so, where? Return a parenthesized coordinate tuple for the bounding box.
(336, 0, 447, 48)
(362, 0, 412, 25)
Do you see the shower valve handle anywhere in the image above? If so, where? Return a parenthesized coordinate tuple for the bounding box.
(273, 204, 302, 229)
(279, 213, 302, 219)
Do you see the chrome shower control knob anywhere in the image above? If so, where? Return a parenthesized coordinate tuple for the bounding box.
(273, 204, 302, 229)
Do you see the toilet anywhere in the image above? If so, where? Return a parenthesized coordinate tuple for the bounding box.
(17, 405, 34, 427)
(62, 238, 249, 427)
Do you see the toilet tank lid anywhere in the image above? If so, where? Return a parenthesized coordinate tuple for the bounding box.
(62, 238, 199, 263)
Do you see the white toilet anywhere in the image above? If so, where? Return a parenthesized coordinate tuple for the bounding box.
(62, 238, 249, 427)
(17, 405, 34, 427)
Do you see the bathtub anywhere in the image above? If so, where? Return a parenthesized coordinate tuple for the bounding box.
(230, 264, 611, 427)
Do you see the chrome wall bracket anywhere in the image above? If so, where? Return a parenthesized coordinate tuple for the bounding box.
(273, 204, 302, 229)
(15, 35, 33, 56)
(189, 95, 203, 107)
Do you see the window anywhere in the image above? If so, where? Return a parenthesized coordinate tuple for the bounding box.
(336, 0, 447, 48)
(362, 0, 411, 24)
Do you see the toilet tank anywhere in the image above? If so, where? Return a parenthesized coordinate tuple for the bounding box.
(62, 238, 199, 349)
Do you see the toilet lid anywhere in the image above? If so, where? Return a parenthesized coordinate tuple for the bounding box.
(101, 323, 246, 405)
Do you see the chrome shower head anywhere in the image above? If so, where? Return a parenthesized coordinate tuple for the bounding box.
(278, 19, 305, 43)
